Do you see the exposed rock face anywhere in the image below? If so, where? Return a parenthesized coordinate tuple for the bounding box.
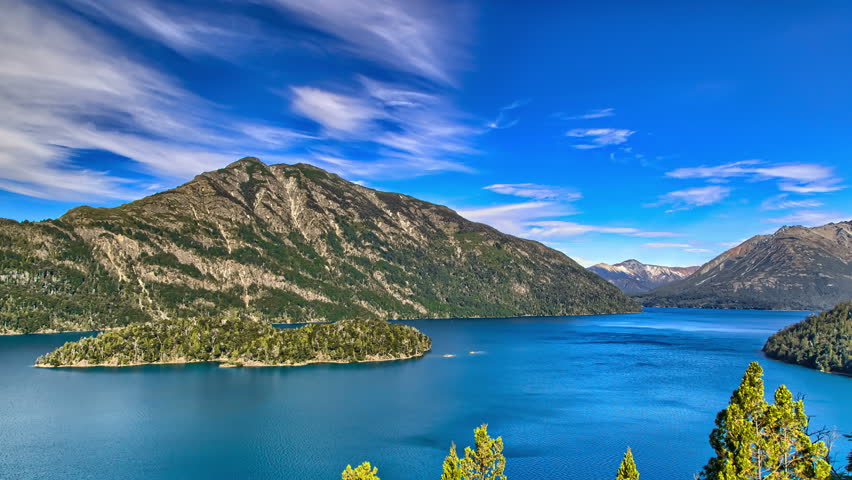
(0, 158, 639, 333)
(636, 221, 852, 310)
(588, 260, 699, 293)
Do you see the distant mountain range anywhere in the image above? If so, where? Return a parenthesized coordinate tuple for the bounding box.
(588, 260, 699, 293)
(636, 221, 852, 310)
(0, 157, 638, 334)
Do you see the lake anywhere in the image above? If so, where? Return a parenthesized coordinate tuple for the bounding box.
(1, 308, 849, 479)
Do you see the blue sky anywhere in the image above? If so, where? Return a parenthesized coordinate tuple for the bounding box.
(1, 0, 850, 267)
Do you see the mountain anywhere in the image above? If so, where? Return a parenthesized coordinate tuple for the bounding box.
(588, 259, 699, 293)
(763, 301, 851, 374)
(0, 157, 639, 334)
(636, 221, 852, 310)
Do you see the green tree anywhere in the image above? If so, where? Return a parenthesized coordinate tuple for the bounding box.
(847, 434, 852, 472)
(615, 447, 639, 480)
(441, 442, 463, 480)
(341, 461, 380, 480)
(762, 385, 831, 479)
(440, 425, 506, 480)
(460, 424, 507, 480)
(701, 362, 768, 480)
(699, 362, 831, 480)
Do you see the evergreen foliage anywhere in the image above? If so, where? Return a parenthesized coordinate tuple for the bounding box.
(439, 425, 506, 480)
(844, 434, 852, 475)
(699, 362, 831, 480)
(441, 443, 463, 480)
(763, 302, 852, 374)
(341, 462, 380, 480)
(35, 316, 431, 367)
(615, 447, 639, 480)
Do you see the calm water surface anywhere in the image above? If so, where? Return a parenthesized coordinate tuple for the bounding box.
(1, 308, 850, 479)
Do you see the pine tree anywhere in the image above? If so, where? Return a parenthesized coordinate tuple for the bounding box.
(762, 385, 830, 479)
(460, 424, 507, 480)
(701, 362, 768, 480)
(441, 442, 463, 480)
(699, 362, 831, 480)
(615, 447, 639, 480)
(341, 461, 380, 480)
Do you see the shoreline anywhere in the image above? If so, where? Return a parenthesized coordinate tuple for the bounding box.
(5, 307, 644, 337)
(34, 351, 428, 369)
(2, 326, 119, 337)
(762, 352, 852, 378)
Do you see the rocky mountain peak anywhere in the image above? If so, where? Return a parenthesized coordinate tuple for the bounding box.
(588, 259, 698, 293)
(637, 220, 852, 310)
(226, 156, 265, 169)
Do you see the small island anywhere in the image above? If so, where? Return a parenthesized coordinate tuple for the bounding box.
(763, 301, 851, 375)
(36, 316, 431, 368)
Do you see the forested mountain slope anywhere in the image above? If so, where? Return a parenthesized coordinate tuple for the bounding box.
(1, 157, 638, 333)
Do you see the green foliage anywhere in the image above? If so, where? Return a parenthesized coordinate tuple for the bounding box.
(699, 362, 831, 480)
(341, 462, 380, 480)
(0, 222, 149, 333)
(844, 434, 852, 475)
(36, 316, 431, 367)
(440, 425, 506, 480)
(763, 302, 851, 374)
(441, 443, 463, 480)
(615, 447, 639, 480)
(141, 252, 203, 278)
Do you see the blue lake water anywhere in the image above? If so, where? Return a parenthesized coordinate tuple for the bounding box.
(1, 308, 850, 479)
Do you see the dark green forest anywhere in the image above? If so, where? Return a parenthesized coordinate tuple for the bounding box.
(36, 316, 431, 367)
(763, 302, 852, 374)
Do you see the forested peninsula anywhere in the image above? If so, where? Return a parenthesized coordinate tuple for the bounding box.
(35, 316, 431, 368)
(763, 301, 851, 375)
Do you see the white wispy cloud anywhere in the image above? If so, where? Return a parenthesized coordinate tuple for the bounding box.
(566, 128, 634, 149)
(764, 210, 850, 227)
(650, 185, 731, 212)
(760, 193, 823, 211)
(288, 78, 482, 176)
(301, 153, 473, 179)
(62, 0, 260, 59)
(260, 0, 469, 85)
(457, 200, 683, 241)
(527, 221, 676, 238)
(291, 87, 380, 135)
(556, 108, 615, 120)
(642, 242, 714, 254)
(643, 243, 692, 248)
(666, 160, 844, 194)
(487, 99, 530, 129)
(483, 183, 581, 201)
(0, 1, 320, 202)
(456, 202, 572, 236)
